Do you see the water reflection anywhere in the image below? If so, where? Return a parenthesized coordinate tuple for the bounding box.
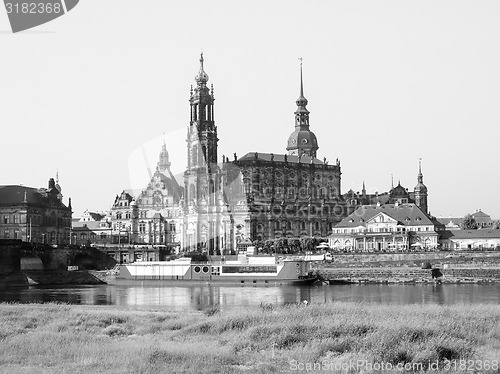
(0, 284, 499, 310)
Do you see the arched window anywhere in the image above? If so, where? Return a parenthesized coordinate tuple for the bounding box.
(190, 184, 196, 199)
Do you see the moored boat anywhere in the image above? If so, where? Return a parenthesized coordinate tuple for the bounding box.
(106, 255, 317, 285)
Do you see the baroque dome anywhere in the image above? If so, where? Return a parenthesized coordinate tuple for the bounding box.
(287, 129, 318, 151)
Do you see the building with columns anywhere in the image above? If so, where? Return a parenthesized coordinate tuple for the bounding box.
(328, 203, 443, 252)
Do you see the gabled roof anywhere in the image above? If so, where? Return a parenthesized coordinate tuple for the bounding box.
(82, 211, 105, 221)
(472, 210, 490, 219)
(366, 212, 398, 224)
(335, 203, 435, 228)
(437, 217, 463, 226)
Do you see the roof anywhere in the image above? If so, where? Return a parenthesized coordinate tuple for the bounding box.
(0, 185, 69, 209)
(335, 203, 435, 228)
(81, 210, 105, 221)
(437, 212, 493, 227)
(437, 217, 463, 226)
(236, 152, 327, 166)
(472, 210, 490, 219)
(441, 229, 500, 240)
(72, 221, 110, 230)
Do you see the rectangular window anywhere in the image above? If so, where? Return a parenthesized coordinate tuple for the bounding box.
(3, 215, 9, 224)
(13, 215, 19, 224)
(3, 230, 9, 239)
(139, 222, 146, 233)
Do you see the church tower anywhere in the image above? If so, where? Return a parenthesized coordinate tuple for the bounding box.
(186, 53, 218, 170)
(157, 140, 171, 172)
(286, 60, 319, 158)
(414, 159, 428, 213)
(183, 54, 224, 254)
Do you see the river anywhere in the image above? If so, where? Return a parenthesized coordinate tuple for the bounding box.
(0, 283, 499, 310)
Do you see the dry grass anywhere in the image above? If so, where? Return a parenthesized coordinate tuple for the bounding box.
(0, 302, 499, 373)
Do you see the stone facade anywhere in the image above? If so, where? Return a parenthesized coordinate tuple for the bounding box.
(71, 209, 111, 246)
(225, 153, 347, 247)
(217, 60, 349, 251)
(0, 178, 72, 245)
(181, 54, 228, 253)
(108, 142, 184, 249)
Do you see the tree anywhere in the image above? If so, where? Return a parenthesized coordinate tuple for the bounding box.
(300, 236, 315, 252)
(461, 214, 478, 230)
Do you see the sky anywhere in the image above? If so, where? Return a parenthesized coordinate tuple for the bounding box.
(1, 0, 499, 219)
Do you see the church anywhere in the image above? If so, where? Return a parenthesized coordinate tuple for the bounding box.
(180, 54, 350, 254)
(108, 54, 430, 255)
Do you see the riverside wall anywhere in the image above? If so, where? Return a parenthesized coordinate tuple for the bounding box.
(327, 251, 500, 266)
(313, 251, 500, 283)
(316, 267, 500, 284)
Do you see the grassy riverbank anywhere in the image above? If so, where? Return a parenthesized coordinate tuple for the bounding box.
(0, 303, 499, 373)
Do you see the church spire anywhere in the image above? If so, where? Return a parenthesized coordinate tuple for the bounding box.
(286, 58, 318, 158)
(414, 158, 428, 213)
(294, 58, 309, 127)
(158, 136, 171, 171)
(417, 158, 423, 184)
(195, 53, 209, 85)
(187, 53, 218, 168)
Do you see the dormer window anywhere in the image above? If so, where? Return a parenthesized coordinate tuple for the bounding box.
(349, 218, 354, 223)
(416, 217, 421, 221)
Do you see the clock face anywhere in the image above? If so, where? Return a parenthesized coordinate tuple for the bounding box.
(291, 139, 296, 144)
(301, 138, 308, 144)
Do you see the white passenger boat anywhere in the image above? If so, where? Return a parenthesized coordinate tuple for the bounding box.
(107, 255, 317, 285)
